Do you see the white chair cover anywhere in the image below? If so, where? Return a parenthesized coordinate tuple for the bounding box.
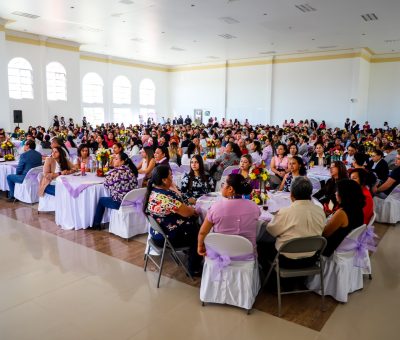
(373, 184, 400, 224)
(14, 166, 43, 204)
(37, 173, 56, 212)
(308, 176, 321, 191)
(108, 188, 148, 239)
(215, 165, 239, 191)
(200, 233, 260, 310)
(131, 155, 142, 166)
(307, 225, 369, 303)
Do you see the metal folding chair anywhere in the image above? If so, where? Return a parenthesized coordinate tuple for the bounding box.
(144, 215, 193, 287)
(262, 236, 327, 317)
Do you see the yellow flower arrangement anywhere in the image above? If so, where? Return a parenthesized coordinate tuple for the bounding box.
(1, 141, 14, 150)
(96, 148, 111, 162)
(249, 161, 270, 182)
(251, 190, 269, 205)
(4, 154, 15, 161)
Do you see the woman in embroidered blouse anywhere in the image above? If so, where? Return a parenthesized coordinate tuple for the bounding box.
(198, 173, 260, 255)
(144, 165, 203, 275)
(180, 155, 215, 204)
(39, 147, 75, 197)
(210, 142, 241, 182)
(137, 146, 156, 184)
(278, 156, 307, 192)
(309, 142, 330, 167)
(249, 140, 263, 165)
(92, 153, 138, 228)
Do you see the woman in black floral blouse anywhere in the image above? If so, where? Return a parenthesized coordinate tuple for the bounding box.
(92, 153, 138, 228)
(143, 165, 202, 276)
(180, 155, 215, 204)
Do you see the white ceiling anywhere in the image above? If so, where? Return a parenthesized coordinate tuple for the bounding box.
(1, 0, 400, 66)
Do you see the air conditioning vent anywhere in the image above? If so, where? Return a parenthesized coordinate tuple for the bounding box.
(207, 56, 220, 59)
(11, 11, 40, 19)
(119, 0, 134, 4)
(384, 39, 400, 43)
(318, 45, 338, 49)
(259, 51, 276, 55)
(131, 38, 144, 43)
(361, 13, 378, 22)
(218, 33, 237, 40)
(219, 17, 240, 24)
(79, 25, 104, 33)
(295, 3, 316, 13)
(171, 46, 185, 51)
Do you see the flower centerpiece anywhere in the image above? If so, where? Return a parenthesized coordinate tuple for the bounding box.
(363, 141, 376, 156)
(206, 139, 216, 159)
(330, 149, 343, 162)
(249, 161, 270, 190)
(1, 141, 15, 161)
(117, 131, 129, 146)
(18, 130, 25, 140)
(250, 189, 269, 206)
(95, 148, 111, 176)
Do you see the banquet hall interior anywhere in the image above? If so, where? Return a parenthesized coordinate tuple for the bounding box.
(0, 1, 400, 339)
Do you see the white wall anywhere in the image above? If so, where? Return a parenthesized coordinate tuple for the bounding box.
(368, 61, 400, 129)
(169, 67, 227, 122)
(0, 31, 10, 131)
(226, 63, 273, 124)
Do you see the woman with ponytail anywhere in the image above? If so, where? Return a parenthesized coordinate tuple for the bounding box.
(197, 173, 261, 255)
(143, 165, 203, 276)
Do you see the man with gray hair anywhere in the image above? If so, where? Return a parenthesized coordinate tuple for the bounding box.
(258, 176, 326, 270)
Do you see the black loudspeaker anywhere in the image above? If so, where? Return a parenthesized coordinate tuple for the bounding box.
(13, 110, 23, 124)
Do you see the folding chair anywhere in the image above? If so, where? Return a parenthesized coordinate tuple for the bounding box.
(144, 215, 193, 288)
(215, 165, 239, 191)
(263, 236, 327, 317)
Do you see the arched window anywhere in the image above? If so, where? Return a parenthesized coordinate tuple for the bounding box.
(8, 57, 34, 99)
(82, 72, 103, 104)
(82, 72, 104, 125)
(139, 78, 155, 106)
(46, 62, 67, 101)
(113, 76, 131, 104)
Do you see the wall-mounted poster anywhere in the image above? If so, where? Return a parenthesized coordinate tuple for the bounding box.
(194, 109, 203, 124)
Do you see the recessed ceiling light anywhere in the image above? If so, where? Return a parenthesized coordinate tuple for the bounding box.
(111, 13, 124, 17)
(311, 38, 315, 41)
(191, 4, 195, 7)
(361, 13, 378, 22)
(70, 6, 74, 9)
(171, 46, 185, 51)
(161, 31, 165, 34)
(362, 33, 366, 36)
(263, 13, 267, 16)
(218, 33, 237, 39)
(11, 11, 40, 19)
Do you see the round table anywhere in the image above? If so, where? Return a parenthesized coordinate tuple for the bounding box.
(0, 160, 18, 191)
(307, 166, 331, 182)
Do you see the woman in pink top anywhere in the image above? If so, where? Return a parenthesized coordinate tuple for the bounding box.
(197, 173, 260, 255)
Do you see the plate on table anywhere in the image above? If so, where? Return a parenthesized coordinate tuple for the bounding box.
(0, 158, 5, 162)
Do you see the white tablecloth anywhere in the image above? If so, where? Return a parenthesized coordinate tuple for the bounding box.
(0, 161, 18, 191)
(307, 166, 331, 182)
(55, 173, 110, 230)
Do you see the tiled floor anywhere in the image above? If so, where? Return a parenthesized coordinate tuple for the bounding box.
(0, 204, 399, 339)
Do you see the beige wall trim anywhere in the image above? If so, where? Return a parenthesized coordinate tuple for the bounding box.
(6, 34, 79, 52)
(80, 55, 168, 72)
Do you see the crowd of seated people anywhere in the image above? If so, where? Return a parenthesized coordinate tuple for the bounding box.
(2, 115, 400, 295)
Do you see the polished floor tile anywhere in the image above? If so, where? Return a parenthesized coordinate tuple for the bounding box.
(1, 209, 400, 339)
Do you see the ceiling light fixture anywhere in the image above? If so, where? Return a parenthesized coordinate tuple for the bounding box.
(11, 11, 40, 19)
(361, 13, 378, 22)
(171, 46, 185, 51)
(295, 3, 316, 13)
(218, 33, 237, 39)
(219, 17, 240, 24)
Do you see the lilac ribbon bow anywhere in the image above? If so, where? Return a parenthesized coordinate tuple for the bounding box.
(206, 246, 255, 281)
(336, 232, 377, 269)
(361, 225, 378, 247)
(25, 171, 41, 182)
(121, 199, 143, 213)
(60, 177, 92, 198)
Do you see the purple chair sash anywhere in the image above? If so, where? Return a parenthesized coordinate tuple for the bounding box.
(25, 170, 41, 182)
(336, 230, 377, 268)
(121, 198, 143, 213)
(206, 246, 255, 281)
(60, 177, 92, 198)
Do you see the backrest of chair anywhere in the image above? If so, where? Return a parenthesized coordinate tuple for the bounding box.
(387, 184, 400, 200)
(204, 233, 253, 257)
(121, 187, 146, 205)
(181, 147, 188, 154)
(131, 154, 142, 166)
(147, 215, 167, 238)
(278, 236, 327, 255)
(179, 164, 191, 173)
(342, 224, 366, 241)
(40, 149, 52, 156)
(24, 166, 43, 183)
(169, 162, 180, 171)
(367, 212, 376, 227)
(221, 165, 239, 177)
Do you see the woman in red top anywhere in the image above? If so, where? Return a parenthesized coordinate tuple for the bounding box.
(105, 132, 116, 148)
(350, 168, 374, 225)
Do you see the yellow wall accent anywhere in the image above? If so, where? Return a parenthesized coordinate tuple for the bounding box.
(6, 34, 79, 52)
(0, 24, 5, 32)
(371, 57, 400, 63)
(6, 34, 40, 46)
(80, 55, 168, 72)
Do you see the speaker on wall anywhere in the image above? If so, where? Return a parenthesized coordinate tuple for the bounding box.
(13, 110, 23, 124)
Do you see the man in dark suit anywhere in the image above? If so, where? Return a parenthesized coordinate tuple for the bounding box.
(7, 139, 42, 200)
(344, 118, 350, 131)
(184, 115, 192, 125)
(350, 120, 360, 134)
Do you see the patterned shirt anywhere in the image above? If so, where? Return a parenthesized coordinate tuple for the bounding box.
(104, 165, 138, 202)
(146, 187, 193, 241)
(180, 173, 215, 200)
